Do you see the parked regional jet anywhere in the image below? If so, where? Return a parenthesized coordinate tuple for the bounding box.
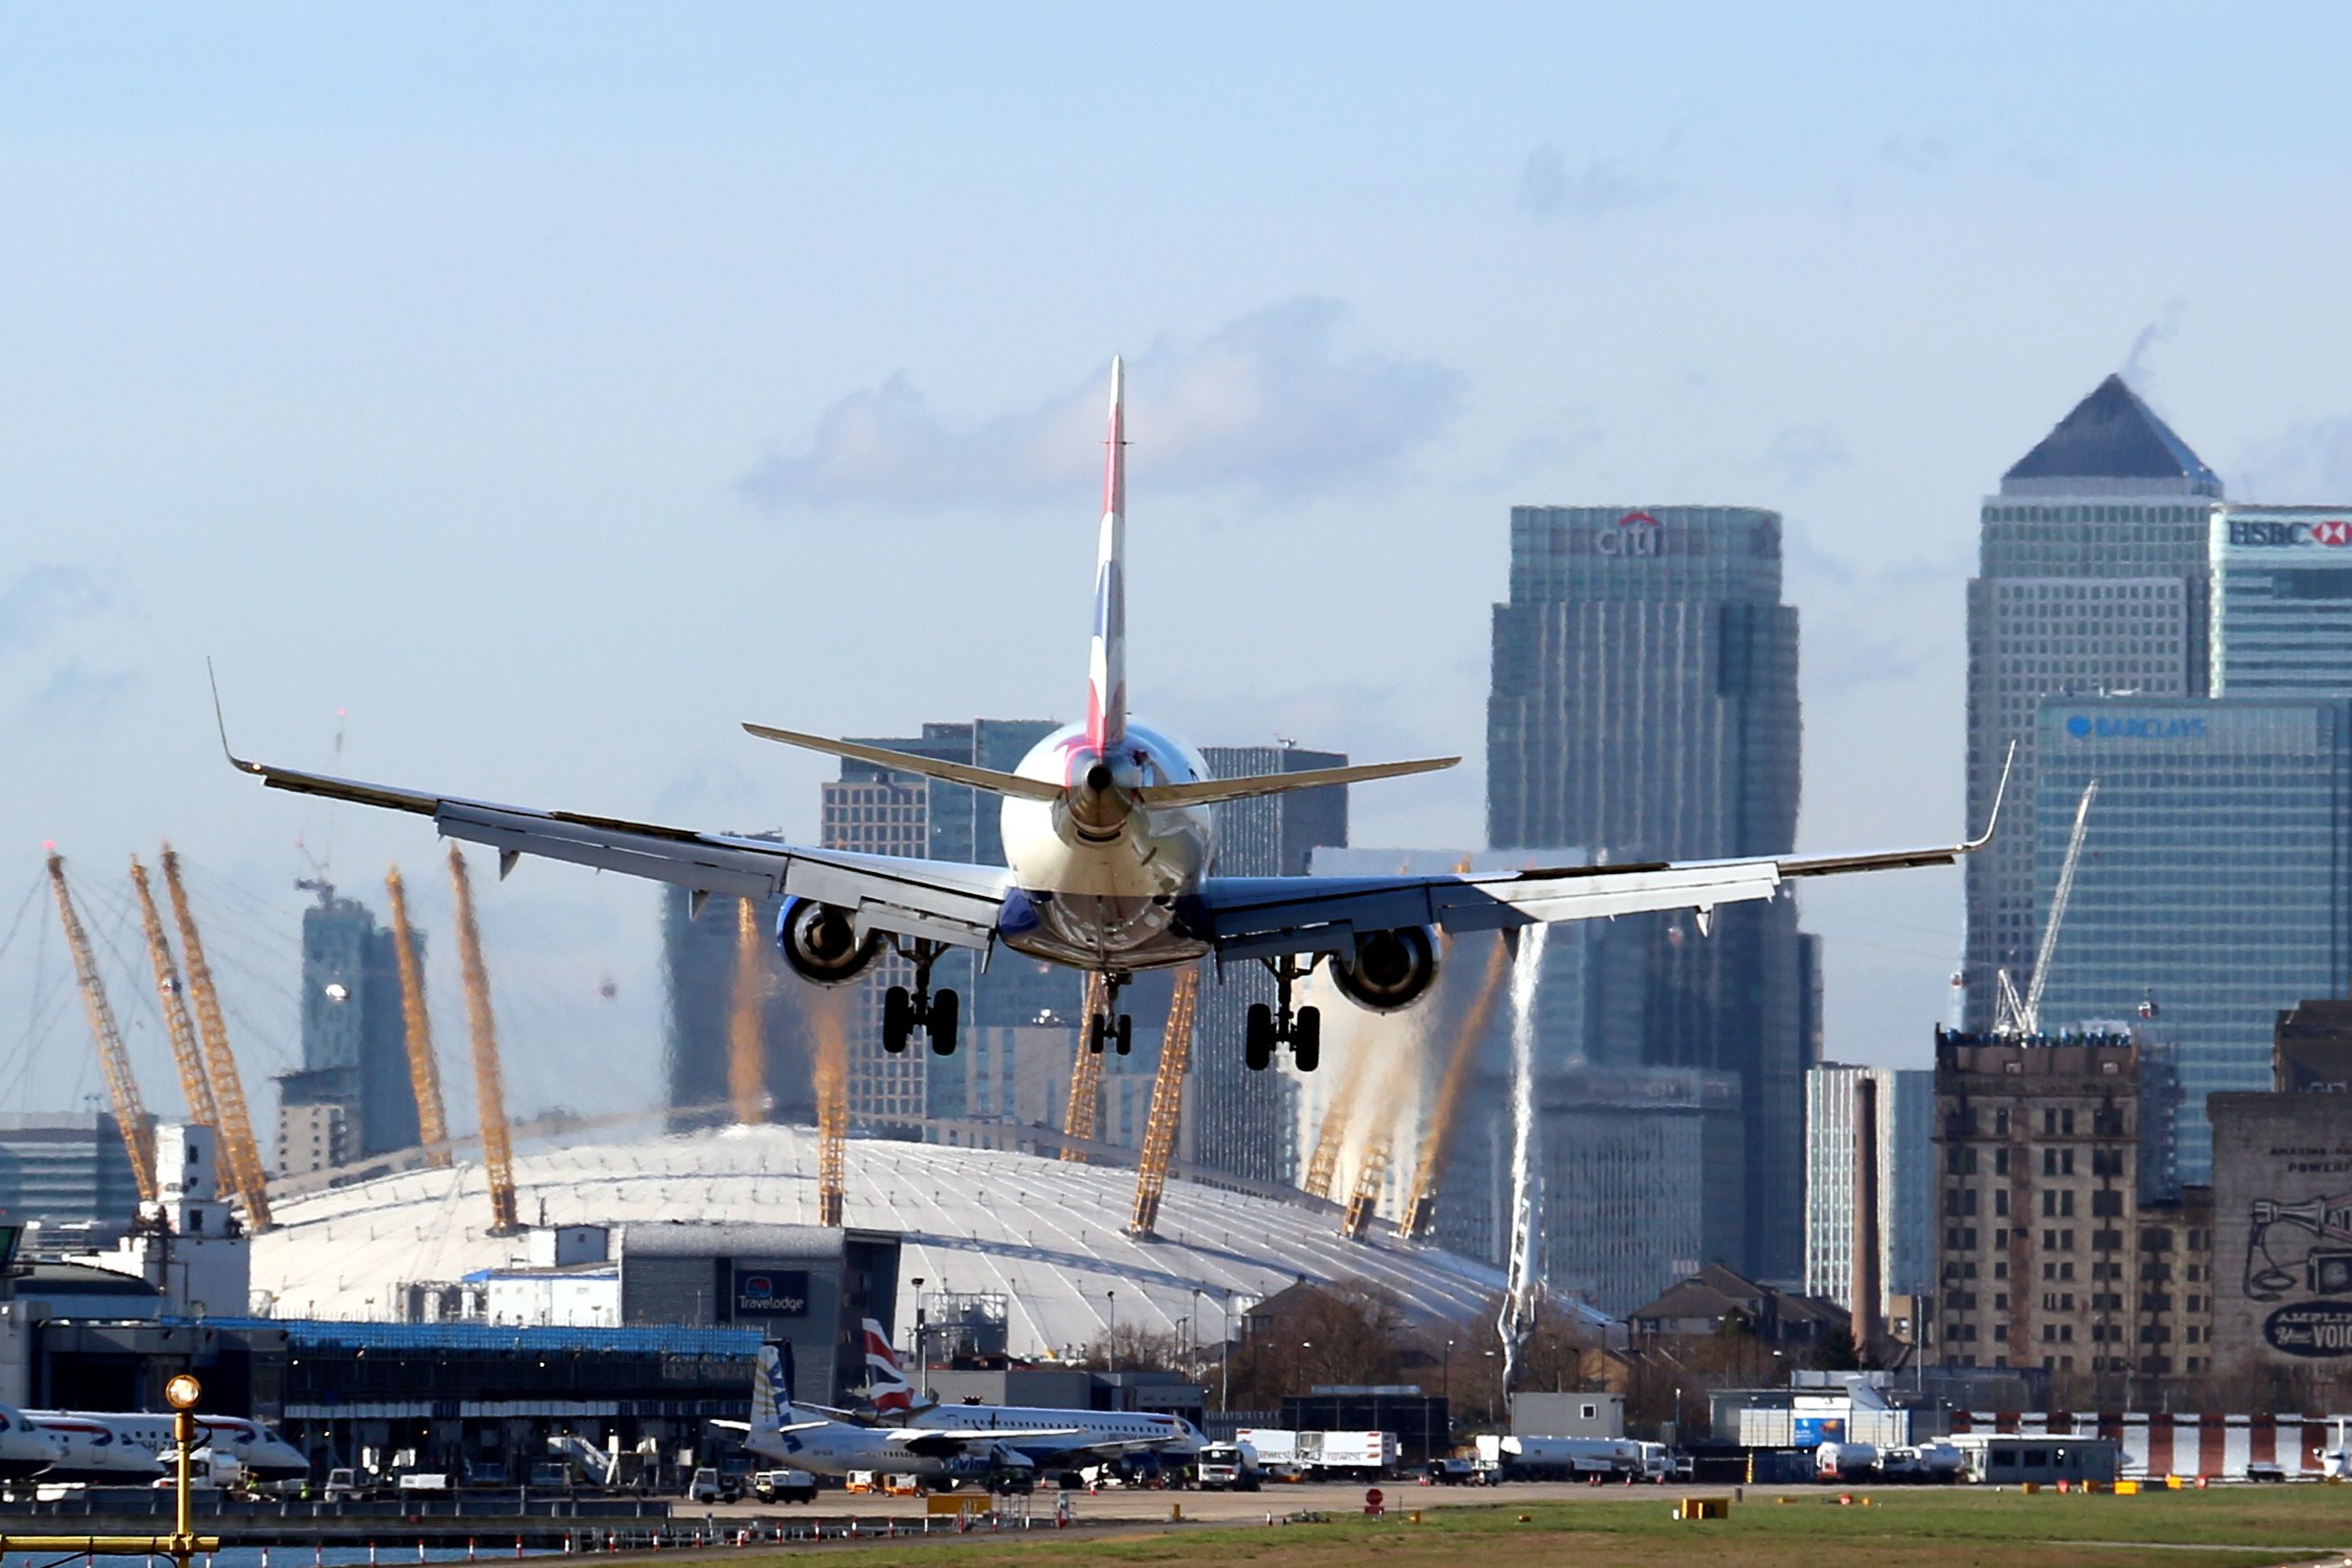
(220, 360, 2001, 1074)
(731, 1340, 1183, 1487)
(25, 1408, 306, 1483)
(0, 1403, 64, 1480)
(850, 1322, 1203, 1463)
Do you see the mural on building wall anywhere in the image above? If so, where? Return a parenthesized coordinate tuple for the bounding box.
(2244, 1191, 2352, 1357)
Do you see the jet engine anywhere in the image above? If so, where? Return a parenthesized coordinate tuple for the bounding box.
(775, 897, 886, 986)
(1327, 925, 1440, 1013)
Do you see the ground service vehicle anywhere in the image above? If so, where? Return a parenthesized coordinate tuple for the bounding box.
(1196, 1443, 1261, 1492)
(752, 1469, 818, 1504)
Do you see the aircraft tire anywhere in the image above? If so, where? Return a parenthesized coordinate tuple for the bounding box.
(1293, 1006, 1322, 1073)
(1114, 1014, 1133, 1054)
(1244, 1004, 1274, 1071)
(928, 989, 960, 1055)
(1088, 1013, 1108, 1053)
(882, 985, 914, 1052)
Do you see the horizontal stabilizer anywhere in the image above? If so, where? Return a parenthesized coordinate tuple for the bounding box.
(1138, 756, 1459, 809)
(743, 723, 1064, 802)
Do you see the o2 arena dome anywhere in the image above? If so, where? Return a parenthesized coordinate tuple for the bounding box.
(251, 1124, 1514, 1354)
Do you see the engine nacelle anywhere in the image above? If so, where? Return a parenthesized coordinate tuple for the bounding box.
(775, 897, 886, 986)
(1327, 926, 1440, 1013)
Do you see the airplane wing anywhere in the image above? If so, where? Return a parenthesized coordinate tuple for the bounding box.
(1191, 753, 2008, 961)
(215, 737, 1011, 952)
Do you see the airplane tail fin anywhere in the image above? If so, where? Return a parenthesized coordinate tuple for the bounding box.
(1088, 357, 1127, 752)
(751, 1341, 794, 1429)
(861, 1317, 915, 1415)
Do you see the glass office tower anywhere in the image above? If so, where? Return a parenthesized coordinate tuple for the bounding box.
(2031, 696, 2352, 1179)
(2211, 506, 2352, 695)
(1962, 376, 2223, 1031)
(1487, 503, 1811, 1278)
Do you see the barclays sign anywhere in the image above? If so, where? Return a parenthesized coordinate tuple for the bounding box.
(2064, 714, 2208, 741)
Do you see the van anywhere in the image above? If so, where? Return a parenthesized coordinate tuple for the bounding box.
(752, 1469, 817, 1505)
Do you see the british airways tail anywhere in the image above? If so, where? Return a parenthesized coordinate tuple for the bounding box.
(1088, 357, 1128, 752)
(859, 1317, 917, 1415)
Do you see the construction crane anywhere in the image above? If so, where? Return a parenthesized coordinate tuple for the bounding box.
(47, 851, 158, 1205)
(127, 858, 223, 1136)
(1301, 1066, 1366, 1201)
(447, 846, 520, 1233)
(1341, 1124, 1393, 1240)
(1401, 937, 1512, 1239)
(1061, 973, 1109, 1162)
(1996, 779, 2099, 1038)
(728, 899, 767, 1125)
(1125, 965, 1199, 1237)
(383, 868, 451, 1168)
(159, 846, 273, 1230)
(813, 987, 848, 1225)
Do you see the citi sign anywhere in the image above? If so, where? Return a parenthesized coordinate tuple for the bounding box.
(2065, 714, 2207, 741)
(2230, 518, 2352, 548)
(1596, 511, 1662, 555)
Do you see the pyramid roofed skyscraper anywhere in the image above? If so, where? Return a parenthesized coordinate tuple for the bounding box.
(2000, 373, 2222, 496)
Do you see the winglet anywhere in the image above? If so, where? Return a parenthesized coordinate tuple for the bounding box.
(208, 659, 263, 775)
(1964, 740, 2017, 853)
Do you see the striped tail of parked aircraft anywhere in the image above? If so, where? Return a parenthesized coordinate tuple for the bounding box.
(217, 359, 2005, 1074)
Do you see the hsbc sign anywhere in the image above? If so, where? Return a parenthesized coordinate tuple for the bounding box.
(2229, 518, 2352, 548)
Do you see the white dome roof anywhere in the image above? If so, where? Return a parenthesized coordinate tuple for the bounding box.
(252, 1124, 1512, 1356)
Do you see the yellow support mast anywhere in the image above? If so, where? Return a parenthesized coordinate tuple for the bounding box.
(1399, 937, 1511, 1241)
(1125, 964, 1199, 1237)
(1301, 1067, 1367, 1201)
(383, 868, 451, 1168)
(46, 852, 158, 1205)
(728, 899, 768, 1125)
(812, 986, 848, 1225)
(1341, 1123, 1393, 1240)
(127, 858, 223, 1137)
(159, 846, 273, 1230)
(1061, 973, 1108, 1162)
(447, 846, 520, 1233)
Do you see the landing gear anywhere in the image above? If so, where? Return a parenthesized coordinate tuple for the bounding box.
(881, 938, 960, 1055)
(1086, 972, 1133, 1055)
(1245, 956, 1325, 1071)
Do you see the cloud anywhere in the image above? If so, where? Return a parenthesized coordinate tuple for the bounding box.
(737, 300, 1460, 513)
(1515, 143, 1669, 223)
(2235, 420, 2352, 503)
(0, 565, 108, 659)
(14, 662, 135, 734)
(2122, 299, 2187, 388)
(1766, 423, 1851, 490)
(1874, 135, 1950, 177)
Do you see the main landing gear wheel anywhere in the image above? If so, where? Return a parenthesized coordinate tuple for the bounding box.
(1245, 955, 1327, 1071)
(1114, 1015, 1133, 1055)
(884, 938, 960, 1056)
(1291, 1006, 1321, 1074)
(1244, 1004, 1275, 1072)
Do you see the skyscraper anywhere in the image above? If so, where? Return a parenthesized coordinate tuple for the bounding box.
(278, 883, 424, 1160)
(1486, 503, 1811, 1278)
(1961, 376, 2223, 1029)
(2032, 696, 2352, 1179)
(1803, 1063, 1934, 1318)
(1190, 744, 1347, 1183)
(2210, 506, 2352, 695)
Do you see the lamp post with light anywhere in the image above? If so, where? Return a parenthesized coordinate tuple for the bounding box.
(165, 1372, 202, 1568)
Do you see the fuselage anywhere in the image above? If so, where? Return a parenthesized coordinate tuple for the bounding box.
(746, 1415, 1029, 1484)
(996, 719, 1214, 972)
(31, 1411, 306, 1481)
(921, 1403, 1204, 1459)
(0, 1403, 62, 1481)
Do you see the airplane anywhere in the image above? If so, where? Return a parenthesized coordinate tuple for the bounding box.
(850, 1324, 1204, 1471)
(731, 1340, 1189, 1488)
(24, 1412, 165, 1483)
(217, 359, 2004, 1074)
(0, 1403, 65, 1481)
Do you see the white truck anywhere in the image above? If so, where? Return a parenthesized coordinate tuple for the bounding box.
(1195, 1442, 1262, 1492)
(1475, 1433, 1653, 1480)
(1234, 1428, 1394, 1481)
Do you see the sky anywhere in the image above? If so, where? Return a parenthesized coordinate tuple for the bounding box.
(7, 3, 2352, 1128)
